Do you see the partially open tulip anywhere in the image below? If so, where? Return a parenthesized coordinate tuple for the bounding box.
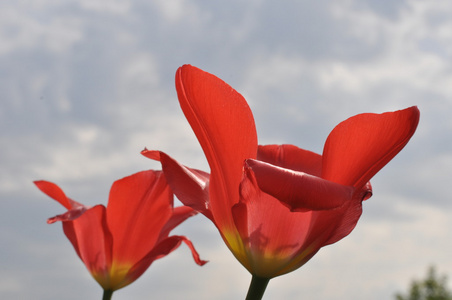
(142, 64, 419, 299)
(34, 170, 206, 299)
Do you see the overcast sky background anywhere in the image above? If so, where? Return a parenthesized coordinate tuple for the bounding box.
(1, 0, 452, 299)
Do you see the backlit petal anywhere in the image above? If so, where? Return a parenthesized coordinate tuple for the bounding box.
(62, 205, 113, 289)
(322, 106, 420, 188)
(125, 235, 208, 286)
(142, 149, 213, 221)
(46, 206, 89, 224)
(176, 65, 258, 231)
(106, 170, 173, 267)
(257, 144, 322, 176)
(245, 159, 354, 211)
(233, 165, 328, 277)
(34, 180, 83, 210)
(158, 206, 198, 240)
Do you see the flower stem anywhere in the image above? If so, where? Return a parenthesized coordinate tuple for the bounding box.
(245, 275, 270, 300)
(102, 289, 114, 300)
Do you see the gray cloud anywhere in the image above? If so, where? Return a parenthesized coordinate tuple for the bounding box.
(2, 0, 452, 299)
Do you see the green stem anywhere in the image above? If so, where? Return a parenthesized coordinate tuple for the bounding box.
(245, 275, 270, 300)
(102, 289, 114, 300)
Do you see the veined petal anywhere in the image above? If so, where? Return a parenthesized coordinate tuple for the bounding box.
(233, 165, 328, 278)
(245, 159, 354, 211)
(61, 205, 113, 289)
(257, 144, 322, 176)
(106, 170, 173, 268)
(141, 149, 213, 221)
(322, 106, 420, 188)
(176, 65, 258, 231)
(321, 184, 370, 246)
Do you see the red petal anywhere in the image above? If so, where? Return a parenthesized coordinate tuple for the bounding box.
(142, 149, 213, 221)
(257, 144, 322, 176)
(152, 235, 207, 266)
(176, 65, 258, 231)
(106, 170, 173, 266)
(322, 106, 420, 188)
(126, 235, 208, 283)
(34, 180, 81, 210)
(158, 206, 198, 239)
(245, 159, 354, 211)
(321, 189, 365, 246)
(46, 206, 89, 224)
(232, 167, 329, 277)
(62, 205, 113, 286)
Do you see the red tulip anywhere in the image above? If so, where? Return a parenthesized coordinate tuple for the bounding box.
(142, 65, 419, 296)
(34, 170, 206, 298)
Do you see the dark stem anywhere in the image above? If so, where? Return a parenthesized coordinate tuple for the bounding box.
(102, 289, 114, 300)
(245, 275, 270, 300)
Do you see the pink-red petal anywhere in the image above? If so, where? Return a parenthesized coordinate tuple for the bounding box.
(322, 106, 420, 188)
(176, 65, 258, 231)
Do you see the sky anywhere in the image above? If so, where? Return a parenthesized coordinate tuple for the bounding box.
(1, 0, 452, 299)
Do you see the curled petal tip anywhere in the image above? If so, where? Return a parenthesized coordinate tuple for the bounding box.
(46, 217, 57, 224)
(244, 158, 353, 211)
(141, 149, 161, 161)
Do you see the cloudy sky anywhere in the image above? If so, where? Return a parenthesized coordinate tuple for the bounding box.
(1, 0, 452, 299)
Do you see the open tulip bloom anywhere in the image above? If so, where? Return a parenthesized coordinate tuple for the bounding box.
(34, 170, 206, 300)
(142, 64, 420, 299)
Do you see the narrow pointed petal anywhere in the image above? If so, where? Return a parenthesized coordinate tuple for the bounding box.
(141, 149, 213, 221)
(47, 206, 89, 224)
(159, 206, 198, 240)
(152, 235, 207, 266)
(176, 65, 258, 231)
(34, 180, 81, 210)
(257, 144, 322, 176)
(322, 106, 420, 188)
(106, 170, 173, 266)
(126, 235, 208, 285)
(61, 205, 113, 288)
(245, 159, 354, 211)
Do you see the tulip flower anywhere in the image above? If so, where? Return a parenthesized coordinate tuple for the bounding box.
(34, 170, 206, 300)
(142, 64, 420, 299)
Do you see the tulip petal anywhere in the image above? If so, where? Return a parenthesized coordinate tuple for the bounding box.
(159, 206, 198, 239)
(141, 149, 213, 221)
(233, 165, 332, 277)
(34, 180, 83, 210)
(46, 206, 89, 224)
(321, 184, 370, 246)
(106, 170, 173, 266)
(176, 65, 258, 231)
(257, 144, 322, 176)
(245, 159, 354, 211)
(126, 235, 208, 285)
(61, 205, 113, 288)
(322, 106, 420, 188)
